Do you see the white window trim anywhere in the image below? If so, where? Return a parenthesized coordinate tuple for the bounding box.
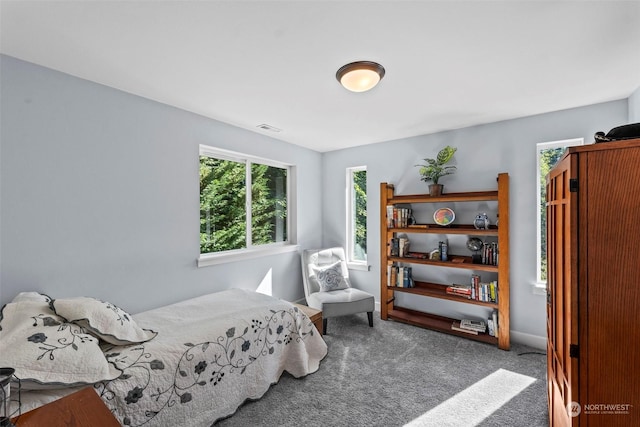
(347, 262, 370, 272)
(198, 243, 300, 267)
(198, 145, 297, 267)
(535, 138, 585, 291)
(346, 165, 369, 270)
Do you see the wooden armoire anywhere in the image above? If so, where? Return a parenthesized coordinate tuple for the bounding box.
(546, 137, 640, 426)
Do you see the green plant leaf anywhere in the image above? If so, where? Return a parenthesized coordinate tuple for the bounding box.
(416, 146, 457, 184)
(436, 146, 457, 164)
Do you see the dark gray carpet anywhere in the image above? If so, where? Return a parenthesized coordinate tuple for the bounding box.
(216, 314, 548, 427)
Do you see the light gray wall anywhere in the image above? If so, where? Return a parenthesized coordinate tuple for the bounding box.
(322, 100, 628, 343)
(629, 86, 640, 122)
(0, 55, 323, 312)
(1, 54, 633, 345)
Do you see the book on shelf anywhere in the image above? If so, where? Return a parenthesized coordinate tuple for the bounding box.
(404, 251, 428, 259)
(399, 237, 410, 257)
(387, 264, 414, 288)
(481, 242, 499, 266)
(389, 238, 400, 257)
(487, 317, 495, 337)
(460, 319, 487, 333)
(489, 282, 497, 302)
(487, 310, 498, 337)
(492, 310, 498, 337)
(451, 321, 478, 335)
(469, 275, 498, 303)
(386, 206, 412, 228)
(445, 284, 472, 298)
(404, 266, 412, 288)
(389, 237, 412, 258)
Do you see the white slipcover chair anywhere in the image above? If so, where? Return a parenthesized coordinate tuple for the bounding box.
(301, 247, 375, 334)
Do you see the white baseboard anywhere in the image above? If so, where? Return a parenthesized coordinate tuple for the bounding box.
(510, 330, 547, 351)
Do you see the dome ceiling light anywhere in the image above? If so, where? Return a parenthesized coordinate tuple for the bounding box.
(336, 61, 385, 92)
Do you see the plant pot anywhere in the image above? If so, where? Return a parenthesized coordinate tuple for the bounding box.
(429, 184, 443, 197)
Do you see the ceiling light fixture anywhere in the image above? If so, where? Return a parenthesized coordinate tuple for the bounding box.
(336, 61, 385, 93)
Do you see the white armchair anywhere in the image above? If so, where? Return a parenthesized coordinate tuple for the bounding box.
(301, 247, 375, 334)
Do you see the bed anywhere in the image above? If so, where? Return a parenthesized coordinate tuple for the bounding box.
(0, 289, 328, 425)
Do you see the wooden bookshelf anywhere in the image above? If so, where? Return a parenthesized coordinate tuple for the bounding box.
(380, 173, 510, 350)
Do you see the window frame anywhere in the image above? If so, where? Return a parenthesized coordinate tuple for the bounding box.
(198, 145, 297, 267)
(535, 138, 584, 289)
(345, 165, 369, 271)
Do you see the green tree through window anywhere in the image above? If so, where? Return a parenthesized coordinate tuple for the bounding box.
(200, 150, 289, 255)
(538, 140, 584, 283)
(251, 164, 287, 245)
(539, 147, 565, 281)
(353, 169, 367, 261)
(347, 167, 367, 264)
(200, 157, 246, 253)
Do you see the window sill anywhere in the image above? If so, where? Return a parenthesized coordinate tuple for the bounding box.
(198, 244, 299, 267)
(532, 281, 547, 296)
(347, 262, 370, 272)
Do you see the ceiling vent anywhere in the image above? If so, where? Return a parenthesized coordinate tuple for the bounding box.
(256, 124, 282, 133)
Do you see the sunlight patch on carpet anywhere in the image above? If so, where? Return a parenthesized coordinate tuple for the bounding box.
(404, 368, 536, 427)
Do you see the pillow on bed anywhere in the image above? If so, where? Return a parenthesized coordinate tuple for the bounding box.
(9, 291, 53, 304)
(0, 292, 53, 331)
(52, 297, 157, 345)
(310, 261, 350, 292)
(0, 293, 121, 390)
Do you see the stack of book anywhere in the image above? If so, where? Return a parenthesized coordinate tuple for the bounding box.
(481, 242, 499, 266)
(387, 264, 414, 288)
(445, 284, 472, 299)
(470, 275, 498, 303)
(404, 251, 428, 259)
(386, 206, 412, 228)
(451, 319, 487, 335)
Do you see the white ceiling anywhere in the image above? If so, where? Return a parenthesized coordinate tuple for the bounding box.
(2, 1, 640, 152)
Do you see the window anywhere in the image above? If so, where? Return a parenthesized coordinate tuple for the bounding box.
(199, 145, 296, 266)
(346, 166, 367, 269)
(536, 138, 584, 285)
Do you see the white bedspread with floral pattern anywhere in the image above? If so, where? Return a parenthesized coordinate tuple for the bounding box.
(15, 289, 327, 426)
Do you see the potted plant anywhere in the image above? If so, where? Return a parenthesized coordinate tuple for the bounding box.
(416, 145, 457, 196)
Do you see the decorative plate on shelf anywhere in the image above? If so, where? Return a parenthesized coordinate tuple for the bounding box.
(433, 207, 455, 226)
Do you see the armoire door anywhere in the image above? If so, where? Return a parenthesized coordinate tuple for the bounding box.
(546, 153, 578, 427)
(578, 145, 640, 426)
